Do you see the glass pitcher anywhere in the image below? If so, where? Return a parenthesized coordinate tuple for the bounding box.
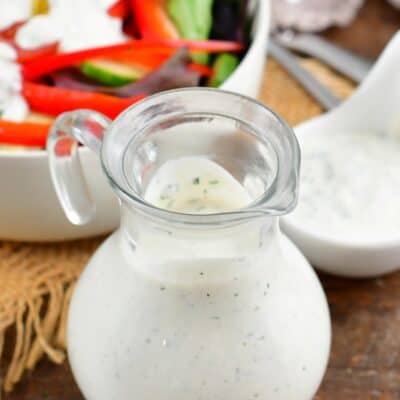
(47, 89, 330, 400)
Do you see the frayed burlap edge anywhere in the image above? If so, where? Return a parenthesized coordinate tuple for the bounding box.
(0, 239, 101, 394)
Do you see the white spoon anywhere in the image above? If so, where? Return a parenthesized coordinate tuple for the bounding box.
(281, 31, 400, 278)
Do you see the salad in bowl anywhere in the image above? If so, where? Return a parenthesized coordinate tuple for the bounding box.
(0, 0, 269, 241)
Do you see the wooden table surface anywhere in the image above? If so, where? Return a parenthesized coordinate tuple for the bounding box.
(4, 0, 400, 399)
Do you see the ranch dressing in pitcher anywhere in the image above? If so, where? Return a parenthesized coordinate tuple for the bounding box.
(47, 90, 330, 400)
(145, 157, 252, 214)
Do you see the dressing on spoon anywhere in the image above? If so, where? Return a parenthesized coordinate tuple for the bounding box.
(291, 130, 400, 241)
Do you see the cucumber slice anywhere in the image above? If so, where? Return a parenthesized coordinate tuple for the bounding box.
(209, 53, 239, 87)
(81, 59, 145, 87)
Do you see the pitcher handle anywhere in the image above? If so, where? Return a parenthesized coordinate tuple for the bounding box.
(47, 110, 112, 225)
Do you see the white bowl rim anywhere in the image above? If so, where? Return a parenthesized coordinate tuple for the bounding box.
(282, 216, 400, 250)
(0, 0, 269, 160)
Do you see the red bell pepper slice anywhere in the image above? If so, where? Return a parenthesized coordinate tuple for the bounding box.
(0, 21, 59, 63)
(110, 47, 174, 68)
(108, 0, 130, 19)
(109, 48, 211, 75)
(22, 82, 146, 119)
(188, 63, 212, 76)
(17, 42, 59, 63)
(0, 18, 58, 63)
(0, 38, 58, 64)
(22, 39, 244, 80)
(130, 0, 179, 40)
(0, 21, 25, 40)
(0, 120, 50, 147)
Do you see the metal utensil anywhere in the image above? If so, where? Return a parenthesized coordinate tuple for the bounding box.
(268, 39, 340, 110)
(272, 31, 372, 83)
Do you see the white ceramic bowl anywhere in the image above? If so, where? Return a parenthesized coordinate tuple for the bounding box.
(281, 32, 400, 278)
(0, 0, 270, 241)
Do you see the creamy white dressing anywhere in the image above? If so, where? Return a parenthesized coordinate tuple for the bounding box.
(69, 158, 330, 399)
(289, 131, 400, 241)
(145, 157, 252, 214)
(68, 231, 330, 400)
(0, 0, 32, 30)
(0, 42, 29, 122)
(16, 0, 126, 52)
(0, 42, 17, 59)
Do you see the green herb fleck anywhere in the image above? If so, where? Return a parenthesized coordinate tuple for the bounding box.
(209, 179, 219, 185)
(203, 188, 208, 195)
(41, 392, 49, 399)
(193, 177, 200, 185)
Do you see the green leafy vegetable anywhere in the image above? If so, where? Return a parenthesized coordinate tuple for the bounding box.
(208, 53, 239, 87)
(167, 0, 214, 64)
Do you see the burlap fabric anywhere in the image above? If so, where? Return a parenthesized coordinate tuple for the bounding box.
(0, 57, 355, 394)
